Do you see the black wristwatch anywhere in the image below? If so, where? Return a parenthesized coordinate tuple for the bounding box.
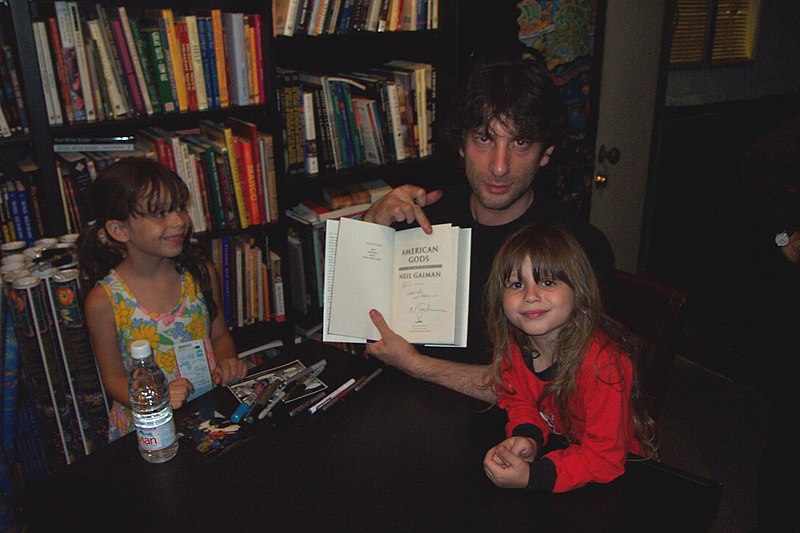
(776, 231, 790, 247)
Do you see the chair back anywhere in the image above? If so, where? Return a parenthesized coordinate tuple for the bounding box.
(606, 270, 688, 419)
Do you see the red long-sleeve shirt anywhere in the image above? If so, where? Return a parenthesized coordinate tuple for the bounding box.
(497, 332, 642, 492)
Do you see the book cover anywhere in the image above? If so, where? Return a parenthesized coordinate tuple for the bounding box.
(32, 21, 63, 126)
(325, 218, 471, 346)
(144, 8, 187, 112)
(221, 12, 249, 106)
(219, 236, 234, 327)
(287, 229, 309, 315)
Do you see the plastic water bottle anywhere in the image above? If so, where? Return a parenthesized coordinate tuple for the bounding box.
(128, 340, 179, 463)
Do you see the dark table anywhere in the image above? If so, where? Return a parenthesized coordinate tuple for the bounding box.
(15, 341, 721, 532)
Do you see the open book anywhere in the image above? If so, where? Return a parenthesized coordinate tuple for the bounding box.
(324, 217, 471, 346)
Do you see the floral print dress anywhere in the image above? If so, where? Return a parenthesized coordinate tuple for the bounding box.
(99, 269, 218, 442)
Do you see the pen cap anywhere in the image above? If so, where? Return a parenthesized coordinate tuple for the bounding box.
(130, 340, 153, 360)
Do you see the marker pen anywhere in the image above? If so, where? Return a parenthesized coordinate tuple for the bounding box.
(288, 391, 326, 417)
(308, 378, 356, 415)
(230, 381, 266, 423)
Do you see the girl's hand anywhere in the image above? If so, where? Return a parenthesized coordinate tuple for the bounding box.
(483, 439, 535, 489)
(212, 358, 247, 385)
(363, 185, 442, 234)
(502, 436, 537, 462)
(365, 309, 420, 373)
(168, 377, 194, 410)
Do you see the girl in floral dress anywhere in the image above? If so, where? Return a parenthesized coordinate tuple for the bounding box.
(79, 158, 246, 441)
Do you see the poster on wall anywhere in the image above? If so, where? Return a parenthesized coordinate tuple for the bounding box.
(516, 0, 599, 218)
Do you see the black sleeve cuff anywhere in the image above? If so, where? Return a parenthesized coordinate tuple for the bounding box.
(525, 457, 557, 491)
(511, 423, 544, 453)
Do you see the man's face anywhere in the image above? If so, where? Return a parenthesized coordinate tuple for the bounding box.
(460, 118, 554, 225)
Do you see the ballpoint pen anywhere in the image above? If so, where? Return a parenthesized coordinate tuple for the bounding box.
(354, 368, 383, 392)
(230, 381, 266, 423)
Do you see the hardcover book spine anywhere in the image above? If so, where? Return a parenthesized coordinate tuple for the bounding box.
(222, 12, 249, 106)
(109, 17, 145, 117)
(32, 21, 63, 126)
(128, 17, 162, 115)
(45, 17, 74, 124)
(118, 7, 154, 115)
(85, 19, 127, 119)
(184, 16, 208, 111)
(174, 20, 198, 112)
(67, 1, 96, 122)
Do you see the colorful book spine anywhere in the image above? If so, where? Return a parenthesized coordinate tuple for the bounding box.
(66, 1, 96, 122)
(222, 12, 249, 106)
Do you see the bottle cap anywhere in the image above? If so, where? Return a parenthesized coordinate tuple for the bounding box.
(130, 340, 152, 360)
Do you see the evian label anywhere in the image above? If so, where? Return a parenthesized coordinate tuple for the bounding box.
(136, 420, 177, 451)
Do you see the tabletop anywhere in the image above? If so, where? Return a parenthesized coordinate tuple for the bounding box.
(14, 340, 721, 532)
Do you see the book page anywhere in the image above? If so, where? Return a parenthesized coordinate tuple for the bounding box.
(328, 217, 395, 340)
(390, 224, 457, 345)
(426, 228, 471, 348)
(323, 220, 366, 343)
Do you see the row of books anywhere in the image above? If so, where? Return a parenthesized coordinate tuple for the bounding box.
(32, 2, 264, 127)
(273, 0, 439, 37)
(0, 160, 44, 246)
(208, 235, 286, 329)
(276, 60, 435, 177)
(0, 43, 29, 137)
(54, 118, 279, 235)
(285, 179, 391, 317)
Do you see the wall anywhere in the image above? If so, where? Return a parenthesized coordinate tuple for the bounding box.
(665, 0, 800, 107)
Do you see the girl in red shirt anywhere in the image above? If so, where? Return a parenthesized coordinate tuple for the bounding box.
(483, 224, 656, 492)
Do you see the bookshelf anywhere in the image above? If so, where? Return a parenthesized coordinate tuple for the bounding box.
(268, 0, 462, 330)
(1, 0, 463, 340)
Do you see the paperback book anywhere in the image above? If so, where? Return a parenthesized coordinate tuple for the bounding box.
(324, 217, 470, 347)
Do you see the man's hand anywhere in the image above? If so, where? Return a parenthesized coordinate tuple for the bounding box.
(363, 185, 443, 233)
(781, 230, 800, 263)
(365, 308, 421, 373)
